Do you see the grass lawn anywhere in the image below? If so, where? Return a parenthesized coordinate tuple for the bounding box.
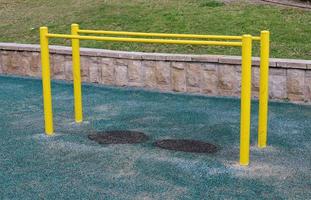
(0, 0, 311, 59)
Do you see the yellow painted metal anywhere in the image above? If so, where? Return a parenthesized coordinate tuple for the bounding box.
(71, 24, 83, 123)
(252, 36, 261, 41)
(78, 29, 261, 41)
(40, 27, 54, 135)
(258, 31, 270, 148)
(240, 35, 252, 166)
(40, 25, 270, 165)
(46, 33, 242, 47)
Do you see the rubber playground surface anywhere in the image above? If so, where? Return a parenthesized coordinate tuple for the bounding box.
(0, 75, 310, 199)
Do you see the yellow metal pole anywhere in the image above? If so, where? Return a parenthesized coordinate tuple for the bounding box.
(240, 35, 252, 166)
(71, 24, 83, 123)
(40, 27, 54, 135)
(258, 31, 270, 148)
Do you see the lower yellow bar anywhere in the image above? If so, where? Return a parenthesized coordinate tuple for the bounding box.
(240, 35, 252, 166)
(46, 34, 242, 47)
(40, 27, 54, 135)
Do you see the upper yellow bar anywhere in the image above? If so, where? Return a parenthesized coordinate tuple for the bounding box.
(78, 29, 260, 41)
(46, 33, 242, 47)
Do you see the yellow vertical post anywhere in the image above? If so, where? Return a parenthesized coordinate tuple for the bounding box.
(258, 31, 270, 148)
(71, 24, 83, 123)
(40, 27, 54, 135)
(240, 35, 252, 166)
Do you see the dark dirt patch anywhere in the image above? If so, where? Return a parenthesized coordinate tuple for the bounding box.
(88, 131, 149, 144)
(154, 139, 218, 153)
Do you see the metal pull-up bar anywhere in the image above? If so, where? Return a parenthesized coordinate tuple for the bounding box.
(39, 24, 270, 166)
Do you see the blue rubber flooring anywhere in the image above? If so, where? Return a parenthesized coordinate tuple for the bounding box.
(0, 75, 310, 199)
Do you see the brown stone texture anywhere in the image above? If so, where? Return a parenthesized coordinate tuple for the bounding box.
(155, 61, 170, 90)
(4, 51, 29, 75)
(186, 63, 201, 93)
(115, 59, 128, 86)
(99, 58, 115, 85)
(234, 65, 242, 96)
(0, 50, 9, 73)
(82, 56, 99, 83)
(287, 69, 305, 102)
(29, 52, 41, 77)
(80, 56, 92, 82)
(171, 62, 186, 92)
(63, 56, 73, 81)
(51, 54, 65, 80)
(305, 71, 311, 102)
(252, 67, 260, 98)
(0, 43, 310, 104)
(0, 53, 2, 74)
(218, 64, 240, 96)
(128, 60, 143, 87)
(269, 68, 287, 100)
(143, 61, 157, 89)
(201, 64, 218, 95)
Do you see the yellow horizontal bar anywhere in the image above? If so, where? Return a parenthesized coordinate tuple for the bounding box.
(79, 29, 243, 40)
(46, 33, 242, 47)
(79, 29, 261, 41)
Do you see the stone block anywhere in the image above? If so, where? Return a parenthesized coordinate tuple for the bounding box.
(305, 74, 311, 103)
(64, 55, 73, 80)
(252, 67, 260, 93)
(218, 64, 239, 96)
(234, 66, 242, 96)
(0, 53, 2, 74)
(201, 64, 218, 95)
(269, 75, 287, 100)
(115, 62, 127, 86)
(171, 63, 186, 92)
(250, 67, 260, 98)
(6, 51, 29, 75)
(0, 51, 10, 73)
(287, 69, 305, 102)
(100, 58, 115, 85)
(128, 60, 143, 87)
(187, 86, 201, 93)
(270, 68, 286, 76)
(83, 56, 99, 83)
(155, 61, 170, 90)
(171, 62, 185, 70)
(186, 63, 201, 88)
(29, 52, 41, 77)
(51, 54, 65, 80)
(80, 56, 93, 82)
(143, 61, 157, 89)
(89, 66, 101, 83)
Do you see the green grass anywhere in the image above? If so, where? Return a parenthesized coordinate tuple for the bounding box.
(0, 0, 311, 59)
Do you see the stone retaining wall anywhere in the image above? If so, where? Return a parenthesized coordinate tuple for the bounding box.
(0, 43, 311, 103)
